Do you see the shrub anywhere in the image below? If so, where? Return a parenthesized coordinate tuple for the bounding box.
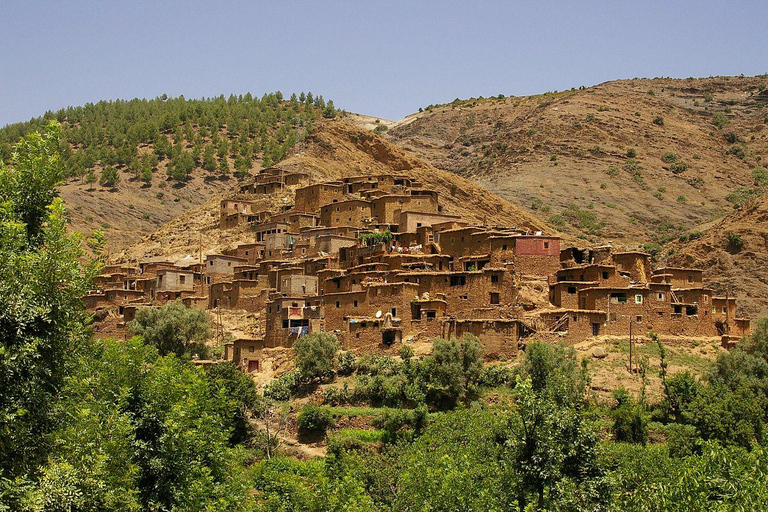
(713, 112, 730, 128)
(670, 161, 689, 174)
(626, 148, 637, 158)
(480, 364, 513, 387)
(128, 300, 211, 357)
(666, 423, 700, 457)
(661, 152, 677, 163)
(263, 370, 301, 401)
(726, 145, 746, 160)
(610, 388, 648, 445)
(723, 132, 741, 144)
(293, 332, 340, 381)
(297, 405, 334, 435)
(337, 351, 357, 376)
(752, 166, 768, 186)
(652, 116, 664, 126)
(727, 232, 743, 250)
(676, 195, 687, 203)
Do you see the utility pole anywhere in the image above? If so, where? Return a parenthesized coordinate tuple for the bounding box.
(628, 319, 634, 374)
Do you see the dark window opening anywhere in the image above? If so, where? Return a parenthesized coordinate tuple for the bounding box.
(426, 311, 436, 319)
(568, 286, 577, 294)
(490, 292, 500, 305)
(450, 276, 467, 286)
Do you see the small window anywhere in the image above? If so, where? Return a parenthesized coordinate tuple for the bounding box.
(636, 315, 643, 323)
(335, 301, 340, 308)
(502, 244, 508, 251)
(249, 345, 255, 352)
(491, 274, 499, 283)
(687, 275, 695, 283)
(658, 293, 665, 301)
(426, 311, 436, 319)
(657, 311, 664, 317)
(179, 275, 186, 284)
(391, 308, 397, 317)
(282, 320, 288, 328)
(609, 312, 617, 321)
(543, 242, 549, 249)
(353, 300, 358, 308)
(567, 286, 577, 294)
(635, 295, 643, 304)
(490, 292, 500, 305)
(602, 271, 609, 279)
(722, 307, 727, 314)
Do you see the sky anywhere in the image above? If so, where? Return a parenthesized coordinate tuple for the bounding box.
(1, 1, 766, 127)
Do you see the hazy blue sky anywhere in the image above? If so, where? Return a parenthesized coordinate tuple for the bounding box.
(1, 1, 766, 127)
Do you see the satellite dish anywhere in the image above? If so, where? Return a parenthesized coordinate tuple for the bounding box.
(375, 310, 382, 318)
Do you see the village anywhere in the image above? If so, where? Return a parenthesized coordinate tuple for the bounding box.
(86, 166, 753, 374)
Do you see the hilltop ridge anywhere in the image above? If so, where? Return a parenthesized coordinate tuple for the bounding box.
(386, 75, 768, 246)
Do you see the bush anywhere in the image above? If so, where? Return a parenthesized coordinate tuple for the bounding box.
(610, 388, 648, 444)
(480, 364, 514, 387)
(263, 370, 301, 401)
(626, 148, 637, 158)
(713, 112, 730, 128)
(666, 423, 700, 458)
(670, 160, 689, 174)
(337, 351, 357, 376)
(293, 332, 340, 381)
(128, 300, 211, 357)
(652, 116, 664, 126)
(728, 232, 744, 251)
(661, 152, 678, 163)
(297, 405, 334, 435)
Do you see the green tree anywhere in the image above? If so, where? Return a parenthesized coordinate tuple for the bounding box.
(128, 300, 212, 357)
(99, 166, 120, 187)
(422, 334, 484, 406)
(292, 332, 340, 381)
(0, 121, 101, 490)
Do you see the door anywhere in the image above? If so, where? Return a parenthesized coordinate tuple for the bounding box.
(247, 360, 259, 372)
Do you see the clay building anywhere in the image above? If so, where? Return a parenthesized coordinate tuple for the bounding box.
(319, 199, 372, 228)
(294, 182, 344, 212)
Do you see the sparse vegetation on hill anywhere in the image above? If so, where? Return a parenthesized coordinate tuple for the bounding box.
(387, 75, 768, 245)
(0, 92, 334, 250)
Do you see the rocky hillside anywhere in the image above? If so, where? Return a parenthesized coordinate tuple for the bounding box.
(668, 196, 768, 318)
(387, 76, 768, 246)
(114, 120, 552, 263)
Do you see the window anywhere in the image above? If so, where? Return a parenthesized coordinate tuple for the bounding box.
(712, 306, 717, 313)
(609, 312, 617, 322)
(335, 301, 340, 308)
(391, 308, 397, 317)
(450, 276, 467, 286)
(567, 286, 577, 294)
(543, 242, 549, 249)
(502, 244, 508, 251)
(687, 275, 695, 283)
(635, 295, 643, 304)
(491, 274, 499, 283)
(636, 315, 643, 323)
(658, 293, 665, 301)
(722, 307, 727, 313)
(249, 345, 255, 352)
(282, 320, 289, 328)
(602, 271, 609, 279)
(353, 300, 358, 308)
(179, 275, 186, 284)
(490, 292, 500, 305)
(426, 311, 436, 319)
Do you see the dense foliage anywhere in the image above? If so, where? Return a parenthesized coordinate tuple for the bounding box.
(128, 299, 212, 357)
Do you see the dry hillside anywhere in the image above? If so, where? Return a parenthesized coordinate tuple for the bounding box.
(114, 120, 552, 263)
(60, 166, 245, 252)
(387, 76, 768, 246)
(668, 196, 768, 318)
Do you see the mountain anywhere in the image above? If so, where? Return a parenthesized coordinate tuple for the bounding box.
(386, 76, 768, 246)
(114, 119, 551, 263)
(0, 92, 334, 250)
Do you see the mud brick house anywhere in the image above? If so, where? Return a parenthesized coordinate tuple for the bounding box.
(90, 165, 753, 366)
(294, 182, 344, 212)
(320, 199, 372, 228)
(224, 337, 265, 373)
